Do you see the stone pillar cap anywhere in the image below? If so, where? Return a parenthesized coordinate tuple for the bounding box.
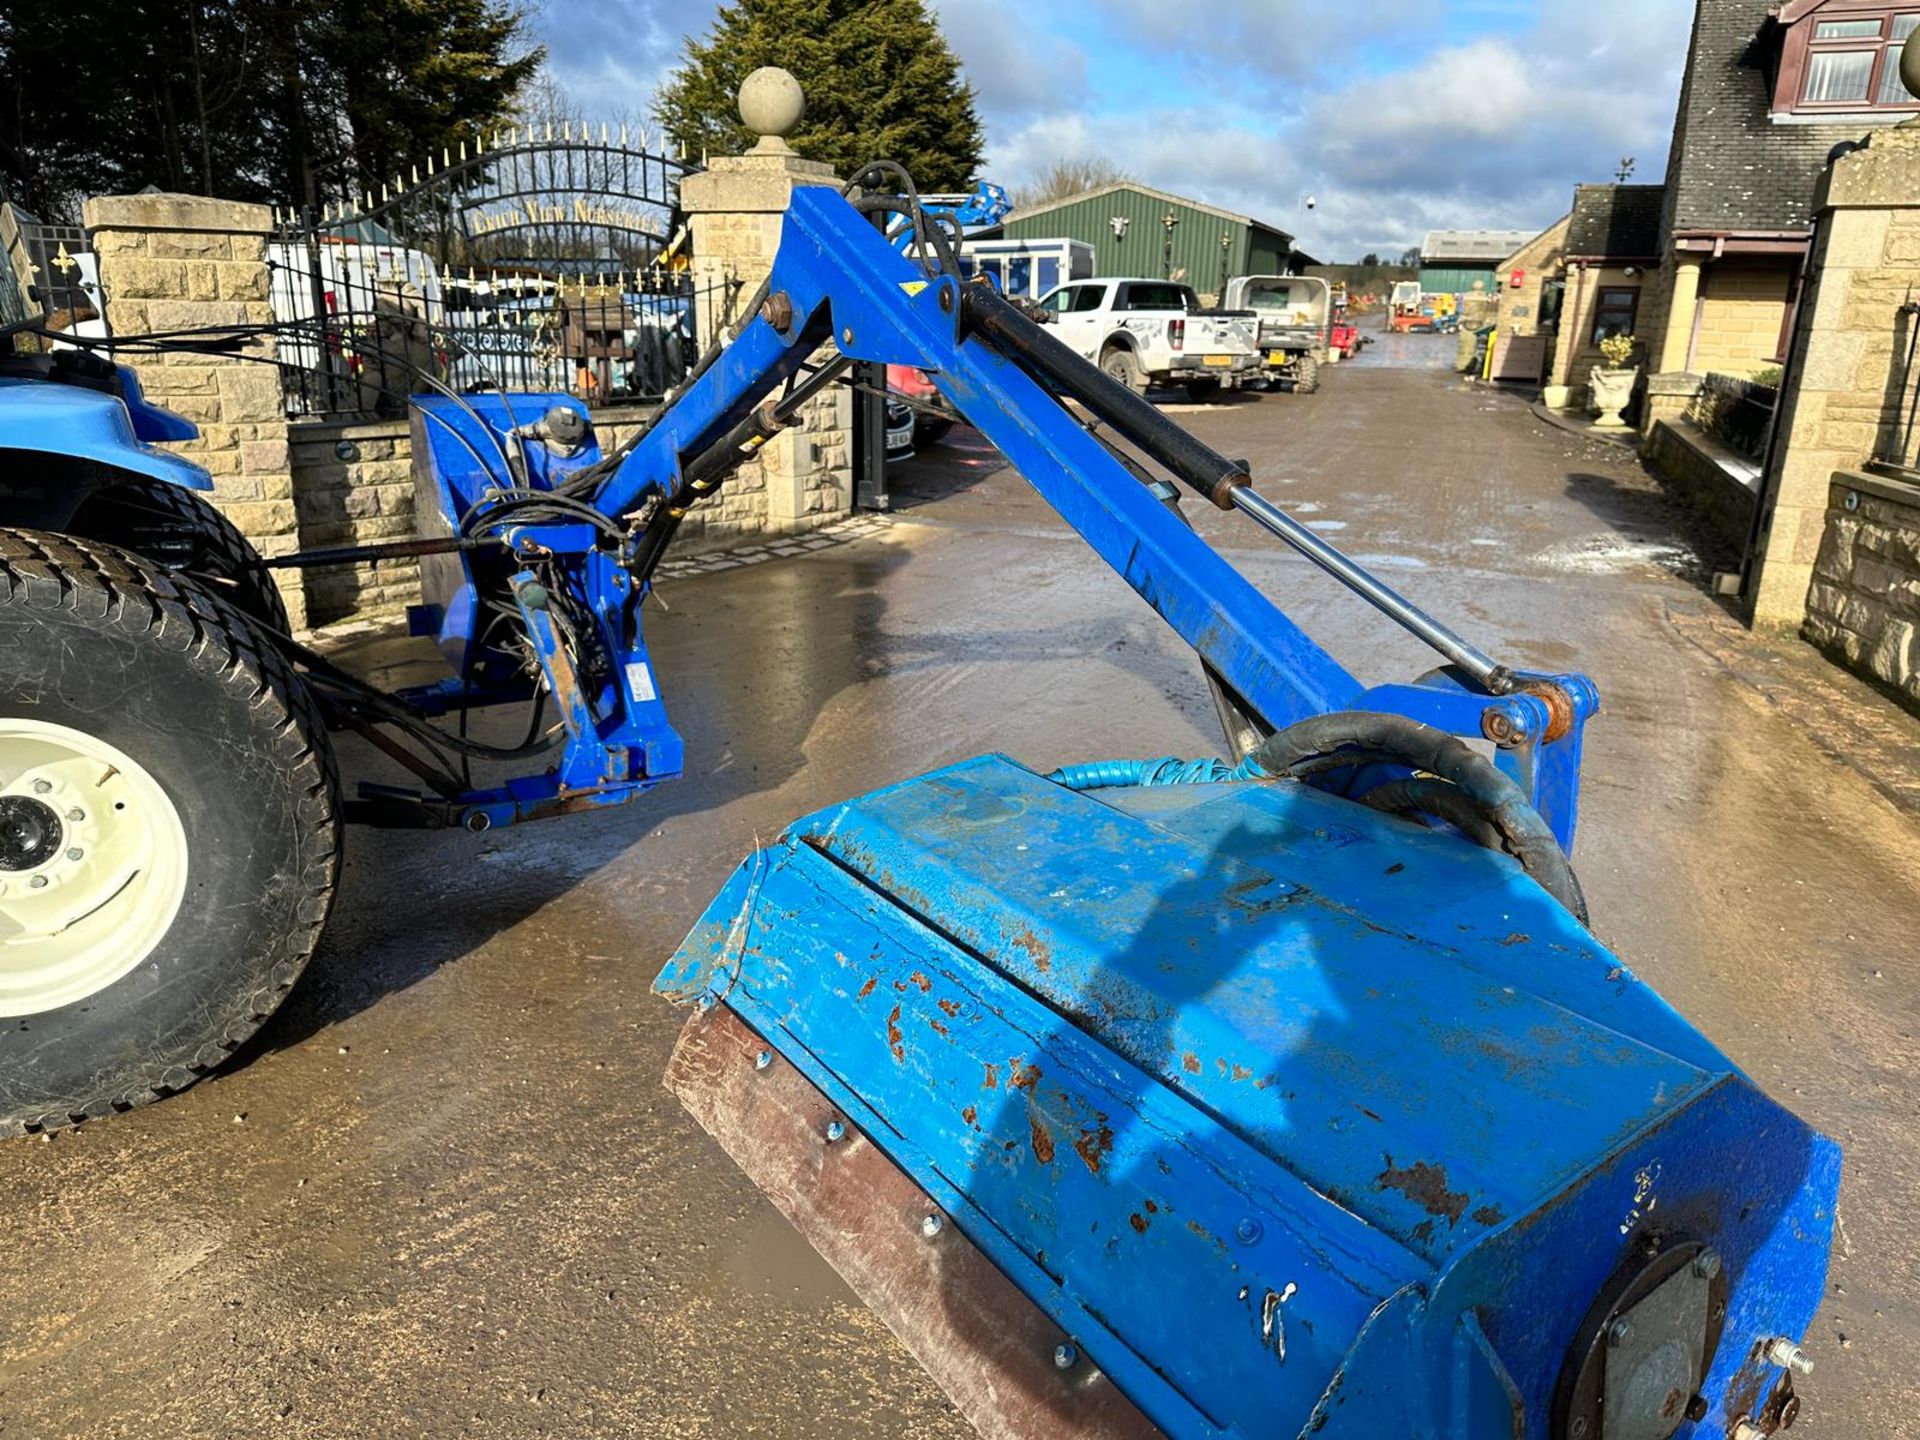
(739, 67, 805, 155)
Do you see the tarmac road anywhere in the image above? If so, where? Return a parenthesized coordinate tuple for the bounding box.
(1, 333, 1915, 1439)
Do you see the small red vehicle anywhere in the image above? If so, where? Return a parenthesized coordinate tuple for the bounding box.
(885, 363, 956, 448)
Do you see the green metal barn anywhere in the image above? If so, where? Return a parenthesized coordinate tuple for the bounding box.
(991, 183, 1295, 298)
(1418, 229, 1539, 296)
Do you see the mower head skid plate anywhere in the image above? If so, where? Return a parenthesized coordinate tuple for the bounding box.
(657, 756, 1840, 1440)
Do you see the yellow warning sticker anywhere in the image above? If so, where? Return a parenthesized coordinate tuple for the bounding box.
(900, 280, 929, 297)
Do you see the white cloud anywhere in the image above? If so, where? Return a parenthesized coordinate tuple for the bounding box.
(930, 0, 1091, 119)
(532, 0, 1699, 261)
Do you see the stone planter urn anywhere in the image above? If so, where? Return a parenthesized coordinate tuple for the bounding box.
(1589, 366, 1639, 429)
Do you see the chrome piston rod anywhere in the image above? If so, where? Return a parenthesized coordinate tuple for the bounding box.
(1229, 485, 1513, 694)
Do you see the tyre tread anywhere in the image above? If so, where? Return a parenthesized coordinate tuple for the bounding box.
(0, 527, 339, 1136)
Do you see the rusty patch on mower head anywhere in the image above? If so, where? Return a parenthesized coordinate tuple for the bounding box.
(1376, 1156, 1470, 1226)
(1028, 1109, 1056, 1165)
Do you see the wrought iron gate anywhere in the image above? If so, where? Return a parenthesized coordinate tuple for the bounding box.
(268, 126, 737, 416)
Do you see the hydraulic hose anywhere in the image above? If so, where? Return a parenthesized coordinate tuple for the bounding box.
(1050, 711, 1587, 922)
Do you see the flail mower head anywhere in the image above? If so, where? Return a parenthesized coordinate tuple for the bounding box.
(657, 755, 1837, 1440)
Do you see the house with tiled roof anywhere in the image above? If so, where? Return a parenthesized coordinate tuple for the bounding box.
(1538, 184, 1670, 397)
(1540, 0, 1918, 407)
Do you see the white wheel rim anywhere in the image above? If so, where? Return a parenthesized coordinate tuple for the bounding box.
(0, 719, 189, 1016)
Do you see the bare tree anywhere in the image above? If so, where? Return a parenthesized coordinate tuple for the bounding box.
(1012, 156, 1135, 210)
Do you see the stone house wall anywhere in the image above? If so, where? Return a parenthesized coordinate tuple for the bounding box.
(1689, 259, 1795, 378)
(1749, 126, 1920, 629)
(1494, 217, 1568, 338)
(1550, 262, 1652, 400)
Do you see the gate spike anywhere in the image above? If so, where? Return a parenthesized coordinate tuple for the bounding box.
(546, 120, 554, 143)
(460, 138, 468, 163)
(620, 122, 629, 147)
(411, 163, 420, 184)
(381, 182, 390, 204)
(442, 146, 451, 170)
(426, 153, 436, 176)
(600, 121, 609, 144)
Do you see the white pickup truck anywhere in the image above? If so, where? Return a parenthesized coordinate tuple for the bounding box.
(1034, 278, 1260, 400)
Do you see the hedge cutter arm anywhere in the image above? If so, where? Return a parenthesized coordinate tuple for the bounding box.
(590, 184, 1595, 849)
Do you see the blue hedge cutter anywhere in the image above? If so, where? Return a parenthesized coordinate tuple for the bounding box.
(363, 168, 1837, 1438)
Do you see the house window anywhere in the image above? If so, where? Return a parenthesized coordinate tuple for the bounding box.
(1780, 9, 1920, 112)
(1591, 286, 1640, 346)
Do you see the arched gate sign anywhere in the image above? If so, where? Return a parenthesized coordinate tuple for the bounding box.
(270, 127, 737, 415)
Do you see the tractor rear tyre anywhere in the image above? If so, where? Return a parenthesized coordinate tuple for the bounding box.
(64, 476, 292, 635)
(0, 529, 340, 1135)
(1292, 353, 1322, 395)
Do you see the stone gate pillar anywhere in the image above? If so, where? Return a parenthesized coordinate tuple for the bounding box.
(1748, 123, 1920, 630)
(678, 68, 854, 535)
(82, 193, 303, 629)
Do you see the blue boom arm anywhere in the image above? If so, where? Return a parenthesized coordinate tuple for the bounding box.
(407, 184, 1594, 845)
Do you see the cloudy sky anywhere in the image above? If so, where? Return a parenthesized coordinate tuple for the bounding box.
(533, 0, 1697, 260)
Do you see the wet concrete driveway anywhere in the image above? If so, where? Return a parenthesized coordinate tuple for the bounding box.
(2, 337, 1917, 1438)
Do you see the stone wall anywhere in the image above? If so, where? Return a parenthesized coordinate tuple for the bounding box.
(288, 402, 750, 625)
(82, 153, 856, 632)
(681, 150, 854, 536)
(82, 193, 305, 627)
(1643, 417, 1760, 554)
(1804, 471, 1920, 713)
(1751, 125, 1920, 628)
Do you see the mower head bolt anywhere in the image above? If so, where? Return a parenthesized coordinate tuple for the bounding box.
(1765, 1338, 1814, 1375)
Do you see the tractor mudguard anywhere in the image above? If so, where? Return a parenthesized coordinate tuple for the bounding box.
(0, 372, 208, 531)
(116, 364, 201, 445)
(659, 757, 1839, 1440)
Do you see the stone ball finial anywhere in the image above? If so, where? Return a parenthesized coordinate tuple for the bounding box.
(1902, 26, 1920, 106)
(739, 67, 804, 154)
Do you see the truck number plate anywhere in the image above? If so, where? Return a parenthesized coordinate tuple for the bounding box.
(1203, 354, 1233, 367)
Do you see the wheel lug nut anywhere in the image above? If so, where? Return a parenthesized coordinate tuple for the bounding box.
(28, 875, 49, 889)
(66, 808, 85, 823)
(31, 779, 52, 795)
(65, 848, 84, 862)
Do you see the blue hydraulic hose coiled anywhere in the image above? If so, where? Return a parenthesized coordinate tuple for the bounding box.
(1046, 710, 1589, 923)
(1046, 756, 1263, 791)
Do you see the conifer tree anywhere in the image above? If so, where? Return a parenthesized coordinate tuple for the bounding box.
(654, 0, 986, 191)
